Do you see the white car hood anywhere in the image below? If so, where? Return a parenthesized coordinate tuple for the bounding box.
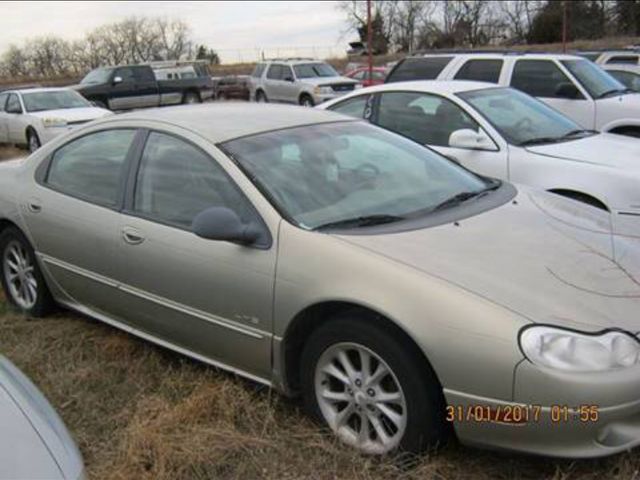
(29, 107, 112, 122)
(525, 133, 640, 170)
(339, 187, 640, 333)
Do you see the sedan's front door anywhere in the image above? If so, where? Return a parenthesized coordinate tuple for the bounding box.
(115, 131, 276, 378)
(21, 128, 138, 313)
(374, 91, 508, 179)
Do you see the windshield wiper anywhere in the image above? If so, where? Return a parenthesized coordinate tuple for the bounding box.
(314, 214, 405, 231)
(518, 136, 564, 146)
(597, 88, 629, 99)
(561, 128, 598, 138)
(431, 181, 501, 212)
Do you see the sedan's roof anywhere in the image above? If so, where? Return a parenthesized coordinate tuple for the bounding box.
(98, 103, 355, 143)
(341, 80, 500, 95)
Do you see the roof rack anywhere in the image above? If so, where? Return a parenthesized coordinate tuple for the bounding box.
(408, 49, 581, 57)
(263, 57, 316, 62)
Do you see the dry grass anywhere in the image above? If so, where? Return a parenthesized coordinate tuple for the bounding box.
(0, 289, 638, 480)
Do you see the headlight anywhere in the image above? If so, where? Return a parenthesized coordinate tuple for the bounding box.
(42, 117, 68, 128)
(313, 86, 333, 95)
(519, 326, 640, 372)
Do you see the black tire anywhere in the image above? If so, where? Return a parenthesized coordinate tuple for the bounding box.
(255, 90, 268, 103)
(300, 314, 449, 455)
(299, 94, 315, 107)
(0, 227, 54, 317)
(183, 91, 201, 104)
(217, 92, 226, 101)
(93, 99, 109, 110)
(27, 129, 41, 153)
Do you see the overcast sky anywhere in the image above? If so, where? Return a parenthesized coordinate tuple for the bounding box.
(0, 1, 353, 62)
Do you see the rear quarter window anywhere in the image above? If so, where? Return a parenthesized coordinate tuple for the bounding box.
(386, 57, 453, 83)
(454, 59, 503, 83)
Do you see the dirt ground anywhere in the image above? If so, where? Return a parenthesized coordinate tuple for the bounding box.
(0, 144, 24, 161)
(0, 291, 638, 480)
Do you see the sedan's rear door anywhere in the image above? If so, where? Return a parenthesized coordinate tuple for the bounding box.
(21, 128, 139, 313)
(113, 129, 277, 380)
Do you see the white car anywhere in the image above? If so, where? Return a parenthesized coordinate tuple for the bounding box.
(385, 53, 640, 137)
(319, 80, 640, 238)
(0, 355, 84, 479)
(0, 88, 112, 152)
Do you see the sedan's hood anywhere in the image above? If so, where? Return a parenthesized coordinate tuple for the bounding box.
(525, 133, 640, 170)
(338, 187, 640, 333)
(29, 107, 112, 121)
(301, 76, 359, 86)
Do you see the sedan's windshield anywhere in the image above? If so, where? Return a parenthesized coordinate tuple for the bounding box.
(458, 87, 593, 146)
(222, 122, 491, 230)
(22, 90, 90, 112)
(561, 59, 627, 98)
(293, 63, 339, 78)
(80, 68, 112, 85)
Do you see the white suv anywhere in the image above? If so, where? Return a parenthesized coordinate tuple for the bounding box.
(250, 58, 360, 106)
(386, 52, 640, 137)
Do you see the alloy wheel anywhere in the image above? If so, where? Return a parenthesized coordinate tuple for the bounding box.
(314, 342, 407, 454)
(2, 240, 38, 310)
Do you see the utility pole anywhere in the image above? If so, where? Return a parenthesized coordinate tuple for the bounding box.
(562, 0, 568, 53)
(367, 0, 373, 82)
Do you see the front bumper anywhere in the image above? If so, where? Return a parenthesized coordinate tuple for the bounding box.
(446, 361, 640, 458)
(312, 91, 354, 105)
(38, 125, 82, 144)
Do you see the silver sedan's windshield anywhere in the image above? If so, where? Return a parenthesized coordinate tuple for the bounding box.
(22, 90, 90, 112)
(222, 122, 491, 230)
(458, 87, 593, 146)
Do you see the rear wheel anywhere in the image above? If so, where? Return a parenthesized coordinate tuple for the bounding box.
(300, 315, 448, 455)
(0, 227, 54, 317)
(27, 129, 41, 153)
(255, 90, 268, 103)
(182, 92, 201, 104)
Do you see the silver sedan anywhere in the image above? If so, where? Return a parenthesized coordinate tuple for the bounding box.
(0, 355, 84, 479)
(0, 104, 639, 458)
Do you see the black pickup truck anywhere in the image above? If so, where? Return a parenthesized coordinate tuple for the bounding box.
(73, 64, 214, 110)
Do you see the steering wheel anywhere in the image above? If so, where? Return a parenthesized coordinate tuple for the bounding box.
(355, 162, 380, 178)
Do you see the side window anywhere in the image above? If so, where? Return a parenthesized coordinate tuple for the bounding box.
(352, 71, 365, 80)
(386, 57, 453, 83)
(282, 66, 294, 80)
(133, 67, 155, 82)
(511, 60, 577, 98)
(0, 93, 8, 111)
(134, 132, 254, 228)
(266, 65, 283, 80)
(376, 92, 480, 147)
(606, 55, 639, 65)
(46, 130, 136, 206)
(328, 95, 371, 119)
(6, 94, 22, 113)
(454, 59, 503, 83)
(114, 67, 135, 83)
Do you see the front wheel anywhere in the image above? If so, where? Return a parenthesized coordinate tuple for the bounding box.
(300, 316, 448, 455)
(0, 227, 54, 316)
(27, 130, 41, 153)
(299, 94, 315, 107)
(255, 90, 268, 103)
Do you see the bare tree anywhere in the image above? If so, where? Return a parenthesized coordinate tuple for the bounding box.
(497, 0, 543, 43)
(394, 1, 438, 53)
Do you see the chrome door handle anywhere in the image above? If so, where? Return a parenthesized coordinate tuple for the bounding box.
(122, 227, 145, 245)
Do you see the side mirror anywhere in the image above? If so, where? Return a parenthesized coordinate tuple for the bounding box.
(112, 76, 123, 85)
(555, 82, 581, 99)
(283, 76, 295, 82)
(448, 129, 496, 151)
(192, 207, 262, 245)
